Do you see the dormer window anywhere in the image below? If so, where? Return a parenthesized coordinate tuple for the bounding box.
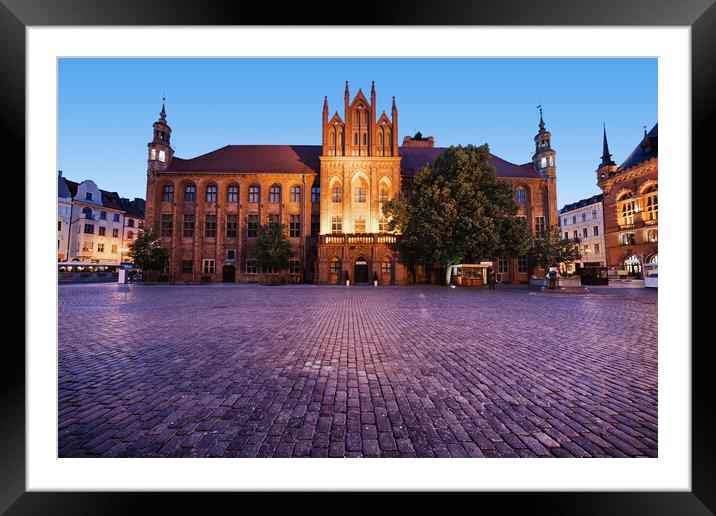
(85, 192, 92, 201)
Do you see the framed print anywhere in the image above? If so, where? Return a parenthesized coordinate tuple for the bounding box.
(6, 0, 711, 512)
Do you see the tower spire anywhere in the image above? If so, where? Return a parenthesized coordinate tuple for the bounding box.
(160, 93, 166, 120)
(537, 103, 545, 131)
(600, 123, 615, 167)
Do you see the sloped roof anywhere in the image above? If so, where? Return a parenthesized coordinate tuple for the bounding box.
(560, 193, 604, 214)
(163, 145, 322, 174)
(100, 190, 123, 211)
(162, 144, 544, 180)
(58, 176, 73, 199)
(619, 123, 658, 171)
(399, 146, 542, 179)
(120, 197, 146, 218)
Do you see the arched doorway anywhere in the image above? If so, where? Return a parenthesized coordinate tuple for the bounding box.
(624, 255, 642, 278)
(354, 257, 369, 284)
(222, 264, 236, 283)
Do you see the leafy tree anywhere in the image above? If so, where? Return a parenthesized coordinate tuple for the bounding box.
(253, 222, 294, 273)
(127, 226, 169, 281)
(530, 226, 581, 271)
(383, 144, 530, 285)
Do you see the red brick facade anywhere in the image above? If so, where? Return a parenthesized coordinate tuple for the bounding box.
(596, 125, 658, 277)
(145, 85, 559, 284)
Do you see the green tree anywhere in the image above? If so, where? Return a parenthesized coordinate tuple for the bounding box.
(253, 222, 294, 274)
(383, 144, 530, 285)
(127, 226, 169, 282)
(530, 226, 581, 271)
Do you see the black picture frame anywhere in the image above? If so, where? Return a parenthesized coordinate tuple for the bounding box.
(6, 0, 710, 512)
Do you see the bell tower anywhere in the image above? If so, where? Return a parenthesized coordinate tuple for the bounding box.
(147, 97, 173, 172)
(532, 106, 556, 179)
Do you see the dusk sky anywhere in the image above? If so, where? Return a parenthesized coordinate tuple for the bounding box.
(58, 58, 657, 206)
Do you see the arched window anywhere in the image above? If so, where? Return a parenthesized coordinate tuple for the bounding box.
(227, 185, 239, 203)
(206, 185, 217, 203)
(248, 185, 260, 204)
(379, 131, 384, 146)
(127, 231, 134, 241)
(353, 176, 368, 203)
(363, 133, 367, 145)
(515, 187, 526, 205)
(642, 184, 658, 221)
(617, 192, 635, 226)
(290, 185, 301, 203)
(162, 184, 174, 202)
(646, 229, 658, 243)
(379, 183, 390, 204)
(269, 184, 281, 204)
(353, 133, 358, 145)
(184, 184, 196, 202)
(332, 185, 342, 203)
(624, 255, 642, 277)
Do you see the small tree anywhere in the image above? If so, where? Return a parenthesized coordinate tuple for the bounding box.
(128, 227, 169, 282)
(253, 222, 294, 275)
(530, 226, 581, 272)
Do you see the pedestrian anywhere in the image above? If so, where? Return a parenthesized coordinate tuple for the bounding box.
(487, 268, 496, 290)
(548, 268, 557, 289)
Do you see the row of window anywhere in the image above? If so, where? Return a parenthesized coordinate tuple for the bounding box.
(82, 225, 134, 239)
(163, 184, 319, 205)
(160, 213, 305, 239)
(562, 210, 599, 226)
(620, 229, 657, 246)
(565, 226, 600, 240)
(190, 259, 302, 275)
(617, 186, 658, 226)
(328, 215, 390, 234)
(81, 242, 119, 254)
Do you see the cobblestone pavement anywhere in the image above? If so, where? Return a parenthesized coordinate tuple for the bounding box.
(58, 284, 658, 458)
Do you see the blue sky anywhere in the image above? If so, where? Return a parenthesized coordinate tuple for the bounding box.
(58, 58, 657, 206)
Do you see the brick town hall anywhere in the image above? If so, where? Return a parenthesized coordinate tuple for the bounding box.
(144, 82, 558, 285)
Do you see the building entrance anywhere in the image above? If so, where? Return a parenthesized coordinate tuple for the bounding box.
(222, 264, 236, 283)
(354, 258, 369, 284)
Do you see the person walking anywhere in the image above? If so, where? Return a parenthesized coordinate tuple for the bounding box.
(487, 268, 496, 290)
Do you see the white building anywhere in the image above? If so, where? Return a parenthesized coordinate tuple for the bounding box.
(559, 194, 606, 273)
(57, 172, 145, 264)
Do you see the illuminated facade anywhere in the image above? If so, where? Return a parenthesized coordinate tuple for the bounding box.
(58, 172, 145, 264)
(559, 194, 606, 273)
(596, 124, 658, 278)
(145, 84, 559, 284)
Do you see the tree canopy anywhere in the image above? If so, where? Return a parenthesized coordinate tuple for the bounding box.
(128, 227, 170, 279)
(382, 144, 532, 284)
(253, 221, 294, 272)
(530, 226, 582, 270)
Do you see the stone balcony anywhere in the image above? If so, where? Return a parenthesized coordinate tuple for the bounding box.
(319, 233, 398, 245)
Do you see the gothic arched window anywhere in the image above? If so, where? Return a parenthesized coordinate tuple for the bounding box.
(269, 184, 281, 204)
(227, 185, 239, 203)
(206, 185, 217, 203)
(163, 184, 174, 202)
(290, 185, 301, 203)
(184, 184, 196, 202)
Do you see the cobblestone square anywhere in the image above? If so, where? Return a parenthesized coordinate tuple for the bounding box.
(58, 284, 657, 458)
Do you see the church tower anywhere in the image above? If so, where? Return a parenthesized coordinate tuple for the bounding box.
(596, 123, 618, 186)
(147, 98, 174, 172)
(532, 107, 556, 179)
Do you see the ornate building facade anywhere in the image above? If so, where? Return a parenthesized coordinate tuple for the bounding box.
(596, 124, 658, 278)
(144, 84, 559, 284)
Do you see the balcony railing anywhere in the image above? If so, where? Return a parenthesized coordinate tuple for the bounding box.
(320, 233, 398, 245)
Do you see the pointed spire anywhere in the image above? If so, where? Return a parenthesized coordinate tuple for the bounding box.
(371, 81, 375, 94)
(323, 96, 328, 110)
(345, 80, 349, 96)
(600, 123, 615, 167)
(159, 93, 167, 121)
(537, 103, 545, 131)
(392, 96, 397, 110)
